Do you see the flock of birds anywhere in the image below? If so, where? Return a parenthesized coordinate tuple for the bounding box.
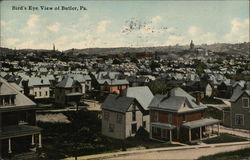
(121, 18, 169, 34)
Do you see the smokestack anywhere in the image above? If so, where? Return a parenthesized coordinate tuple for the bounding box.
(196, 92, 201, 105)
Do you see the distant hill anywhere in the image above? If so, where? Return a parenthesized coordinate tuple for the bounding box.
(0, 42, 249, 56)
(63, 42, 250, 56)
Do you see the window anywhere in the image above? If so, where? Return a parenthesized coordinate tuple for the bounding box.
(104, 111, 109, 120)
(4, 96, 10, 105)
(10, 96, 15, 105)
(168, 114, 172, 124)
(109, 123, 114, 132)
(35, 92, 37, 96)
(182, 114, 186, 122)
(235, 114, 244, 126)
(116, 113, 122, 123)
(39, 92, 42, 97)
(143, 121, 146, 128)
(242, 97, 249, 108)
(132, 105, 136, 121)
(0, 97, 3, 106)
(45, 91, 48, 96)
(154, 111, 159, 122)
(132, 123, 137, 134)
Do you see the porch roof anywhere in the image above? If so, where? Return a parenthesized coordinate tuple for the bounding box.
(0, 125, 42, 139)
(151, 122, 176, 130)
(65, 92, 83, 96)
(182, 118, 220, 129)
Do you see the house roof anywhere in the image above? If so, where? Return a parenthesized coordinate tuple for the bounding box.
(56, 76, 76, 88)
(149, 87, 206, 113)
(151, 122, 176, 130)
(123, 86, 154, 111)
(9, 82, 24, 92)
(230, 89, 250, 102)
(98, 79, 129, 85)
(101, 94, 135, 113)
(28, 77, 50, 87)
(182, 118, 220, 129)
(0, 78, 36, 110)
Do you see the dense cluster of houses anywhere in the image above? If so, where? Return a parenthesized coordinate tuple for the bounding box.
(0, 45, 249, 159)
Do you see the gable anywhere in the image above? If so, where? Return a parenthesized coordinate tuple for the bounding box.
(178, 99, 193, 112)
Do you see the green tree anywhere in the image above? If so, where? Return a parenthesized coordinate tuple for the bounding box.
(149, 80, 167, 94)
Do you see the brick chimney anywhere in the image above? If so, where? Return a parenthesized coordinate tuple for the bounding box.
(196, 92, 201, 105)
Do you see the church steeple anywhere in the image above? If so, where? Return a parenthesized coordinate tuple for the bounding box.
(53, 43, 55, 51)
(190, 40, 194, 50)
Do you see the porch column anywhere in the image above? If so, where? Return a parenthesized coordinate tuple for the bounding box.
(8, 138, 12, 153)
(189, 128, 191, 142)
(161, 128, 163, 139)
(208, 126, 211, 137)
(31, 134, 35, 146)
(150, 125, 152, 139)
(38, 133, 42, 148)
(199, 127, 202, 140)
(169, 130, 172, 143)
(217, 123, 220, 136)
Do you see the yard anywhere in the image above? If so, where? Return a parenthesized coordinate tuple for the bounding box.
(37, 111, 180, 160)
(202, 133, 247, 144)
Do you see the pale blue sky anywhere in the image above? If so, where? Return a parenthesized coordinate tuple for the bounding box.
(0, 0, 249, 50)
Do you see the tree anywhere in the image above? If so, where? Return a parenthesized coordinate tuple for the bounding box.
(149, 80, 168, 94)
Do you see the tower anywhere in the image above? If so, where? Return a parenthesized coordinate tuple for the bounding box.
(53, 43, 55, 51)
(190, 40, 194, 50)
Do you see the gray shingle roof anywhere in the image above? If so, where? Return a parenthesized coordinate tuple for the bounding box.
(28, 77, 50, 87)
(97, 79, 129, 85)
(230, 89, 250, 102)
(56, 77, 75, 88)
(182, 118, 220, 129)
(0, 78, 36, 109)
(101, 94, 135, 113)
(149, 87, 206, 113)
(123, 86, 154, 111)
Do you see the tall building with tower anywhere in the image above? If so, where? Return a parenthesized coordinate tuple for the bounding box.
(190, 40, 194, 50)
(53, 43, 55, 52)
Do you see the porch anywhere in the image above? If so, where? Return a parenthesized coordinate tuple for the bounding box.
(0, 125, 42, 159)
(150, 122, 176, 143)
(182, 118, 221, 142)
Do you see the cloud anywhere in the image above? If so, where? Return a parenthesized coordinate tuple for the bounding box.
(27, 14, 40, 28)
(188, 26, 201, 36)
(224, 18, 249, 43)
(2, 38, 20, 47)
(164, 35, 185, 45)
(47, 22, 60, 32)
(97, 20, 111, 33)
(151, 16, 162, 24)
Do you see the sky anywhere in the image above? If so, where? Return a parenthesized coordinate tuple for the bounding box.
(0, 0, 249, 51)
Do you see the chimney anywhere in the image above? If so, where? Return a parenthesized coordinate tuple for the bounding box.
(196, 92, 201, 105)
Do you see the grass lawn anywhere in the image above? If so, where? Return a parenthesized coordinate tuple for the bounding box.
(198, 147, 250, 160)
(37, 110, 180, 160)
(202, 133, 247, 144)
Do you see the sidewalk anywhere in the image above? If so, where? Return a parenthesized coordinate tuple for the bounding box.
(63, 141, 250, 160)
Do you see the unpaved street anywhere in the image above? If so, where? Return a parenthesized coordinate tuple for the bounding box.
(107, 143, 250, 160)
